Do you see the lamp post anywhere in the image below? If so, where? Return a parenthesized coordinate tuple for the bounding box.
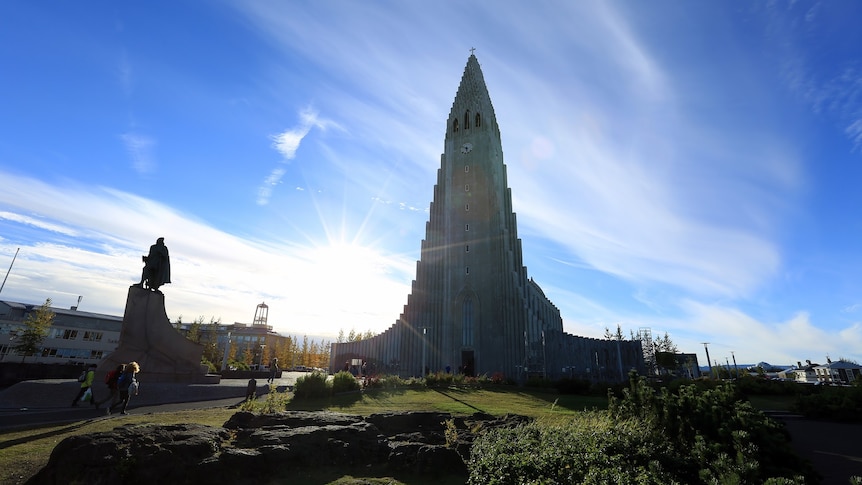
(421, 327, 427, 377)
(258, 344, 266, 369)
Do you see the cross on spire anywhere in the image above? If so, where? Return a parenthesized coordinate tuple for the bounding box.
(470, 47, 476, 55)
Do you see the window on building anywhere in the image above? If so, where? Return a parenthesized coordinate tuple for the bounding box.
(465, 184, 469, 191)
(475, 113, 481, 127)
(62, 329, 78, 340)
(466, 245, 470, 252)
(465, 203, 469, 211)
(83, 331, 103, 342)
(466, 266, 470, 274)
(465, 224, 469, 231)
(453, 119, 459, 132)
(465, 165, 469, 173)
(464, 111, 470, 129)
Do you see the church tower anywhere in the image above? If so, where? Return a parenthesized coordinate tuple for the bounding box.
(330, 54, 644, 381)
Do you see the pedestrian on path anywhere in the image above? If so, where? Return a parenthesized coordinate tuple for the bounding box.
(71, 364, 97, 407)
(94, 364, 125, 410)
(109, 361, 140, 415)
(246, 378, 257, 401)
(267, 358, 279, 384)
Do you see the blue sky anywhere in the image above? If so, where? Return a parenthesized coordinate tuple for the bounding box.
(1, 1, 861, 367)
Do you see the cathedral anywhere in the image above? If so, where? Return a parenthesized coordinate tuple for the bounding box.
(330, 54, 645, 382)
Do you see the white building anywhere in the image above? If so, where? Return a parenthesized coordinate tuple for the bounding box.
(0, 300, 122, 364)
(814, 359, 862, 385)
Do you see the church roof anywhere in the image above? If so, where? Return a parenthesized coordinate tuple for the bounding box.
(448, 54, 498, 133)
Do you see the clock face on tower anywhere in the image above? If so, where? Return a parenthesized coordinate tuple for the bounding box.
(461, 143, 473, 154)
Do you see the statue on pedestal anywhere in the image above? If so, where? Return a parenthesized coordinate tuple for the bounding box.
(138, 237, 171, 291)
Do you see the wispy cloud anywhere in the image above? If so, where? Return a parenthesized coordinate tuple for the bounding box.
(0, 170, 414, 337)
(0, 211, 77, 237)
(257, 107, 337, 205)
(120, 132, 156, 174)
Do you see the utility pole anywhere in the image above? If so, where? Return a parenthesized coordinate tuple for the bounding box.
(731, 351, 739, 379)
(702, 342, 713, 378)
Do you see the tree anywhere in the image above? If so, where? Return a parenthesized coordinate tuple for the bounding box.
(13, 299, 54, 362)
(653, 332, 679, 375)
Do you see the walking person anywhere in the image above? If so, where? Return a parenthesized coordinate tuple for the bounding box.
(109, 361, 140, 415)
(71, 364, 97, 407)
(95, 364, 125, 411)
(268, 358, 279, 384)
(246, 378, 257, 401)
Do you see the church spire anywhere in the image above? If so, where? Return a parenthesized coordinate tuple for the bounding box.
(447, 53, 498, 141)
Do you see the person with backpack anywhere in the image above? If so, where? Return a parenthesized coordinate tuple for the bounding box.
(95, 364, 125, 411)
(71, 363, 97, 407)
(109, 361, 140, 415)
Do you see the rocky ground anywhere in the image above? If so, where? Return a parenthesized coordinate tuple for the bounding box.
(26, 410, 531, 484)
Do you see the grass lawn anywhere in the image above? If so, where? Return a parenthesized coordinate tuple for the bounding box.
(0, 386, 607, 484)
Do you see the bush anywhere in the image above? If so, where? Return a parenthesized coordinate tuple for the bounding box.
(793, 385, 862, 422)
(608, 371, 816, 484)
(200, 358, 218, 374)
(293, 371, 329, 400)
(424, 371, 454, 388)
(331, 371, 360, 394)
(469, 413, 683, 484)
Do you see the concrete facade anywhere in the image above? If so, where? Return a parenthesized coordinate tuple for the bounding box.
(0, 300, 121, 364)
(330, 55, 645, 381)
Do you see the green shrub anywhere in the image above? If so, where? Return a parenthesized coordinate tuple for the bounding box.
(229, 360, 250, 371)
(469, 413, 682, 484)
(332, 371, 360, 394)
(364, 373, 406, 389)
(793, 385, 862, 422)
(608, 371, 817, 484)
(260, 384, 289, 413)
(425, 371, 454, 388)
(293, 371, 329, 399)
(200, 357, 218, 374)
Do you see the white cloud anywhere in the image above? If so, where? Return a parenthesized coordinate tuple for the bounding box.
(257, 107, 338, 205)
(0, 170, 414, 339)
(120, 132, 156, 175)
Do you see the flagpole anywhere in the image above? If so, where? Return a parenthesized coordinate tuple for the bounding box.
(0, 247, 19, 295)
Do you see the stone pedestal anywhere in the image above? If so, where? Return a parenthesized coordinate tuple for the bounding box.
(97, 286, 218, 383)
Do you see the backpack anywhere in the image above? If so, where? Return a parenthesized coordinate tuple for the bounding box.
(104, 370, 117, 386)
(77, 371, 87, 383)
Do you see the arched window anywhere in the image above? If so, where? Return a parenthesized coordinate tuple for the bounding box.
(453, 119, 459, 132)
(475, 113, 481, 127)
(465, 184, 469, 191)
(465, 165, 469, 173)
(464, 111, 470, 129)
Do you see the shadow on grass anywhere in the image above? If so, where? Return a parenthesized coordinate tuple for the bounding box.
(432, 388, 487, 414)
(516, 388, 609, 412)
(0, 419, 96, 449)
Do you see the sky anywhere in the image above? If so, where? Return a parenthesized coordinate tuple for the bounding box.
(1, 1, 861, 368)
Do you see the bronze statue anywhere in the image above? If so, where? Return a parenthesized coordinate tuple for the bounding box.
(138, 237, 171, 291)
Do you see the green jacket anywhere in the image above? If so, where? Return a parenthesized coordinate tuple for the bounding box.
(80, 369, 95, 388)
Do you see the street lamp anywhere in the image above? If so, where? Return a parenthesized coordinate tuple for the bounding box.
(421, 328, 427, 377)
(258, 344, 266, 369)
